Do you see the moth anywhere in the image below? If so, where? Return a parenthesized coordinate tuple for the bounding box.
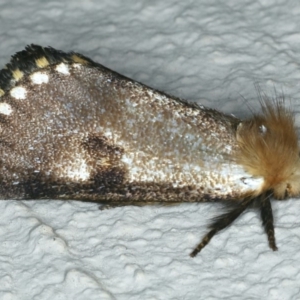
(0, 45, 299, 257)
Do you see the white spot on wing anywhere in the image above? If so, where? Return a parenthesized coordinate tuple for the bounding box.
(56, 63, 70, 75)
(56, 154, 90, 182)
(0, 102, 13, 115)
(30, 72, 49, 84)
(65, 158, 90, 181)
(10, 86, 27, 99)
(72, 63, 81, 69)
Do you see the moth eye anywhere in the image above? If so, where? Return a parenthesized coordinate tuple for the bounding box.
(259, 124, 267, 135)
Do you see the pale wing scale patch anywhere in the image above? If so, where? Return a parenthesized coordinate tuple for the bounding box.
(0, 102, 13, 115)
(121, 149, 264, 197)
(56, 63, 70, 75)
(30, 72, 49, 84)
(64, 158, 90, 181)
(55, 154, 90, 182)
(72, 63, 82, 69)
(12, 69, 23, 81)
(35, 57, 49, 68)
(10, 86, 27, 99)
(219, 164, 264, 195)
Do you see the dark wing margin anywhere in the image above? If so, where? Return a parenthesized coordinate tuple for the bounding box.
(0, 44, 96, 94)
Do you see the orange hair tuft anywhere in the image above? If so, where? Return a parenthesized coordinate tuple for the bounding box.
(236, 101, 300, 199)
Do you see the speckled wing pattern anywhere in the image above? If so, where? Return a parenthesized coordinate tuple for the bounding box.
(0, 45, 263, 203)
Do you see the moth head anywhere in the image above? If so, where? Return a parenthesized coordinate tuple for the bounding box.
(236, 101, 300, 200)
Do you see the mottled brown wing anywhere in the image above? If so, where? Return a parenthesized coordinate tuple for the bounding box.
(0, 45, 264, 202)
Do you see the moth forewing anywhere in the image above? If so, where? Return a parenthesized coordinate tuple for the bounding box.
(0, 44, 298, 257)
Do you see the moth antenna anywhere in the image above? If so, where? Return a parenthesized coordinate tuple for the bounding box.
(260, 192, 278, 251)
(190, 197, 255, 257)
(238, 91, 255, 117)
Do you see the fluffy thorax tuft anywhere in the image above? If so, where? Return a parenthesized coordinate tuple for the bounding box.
(236, 102, 300, 199)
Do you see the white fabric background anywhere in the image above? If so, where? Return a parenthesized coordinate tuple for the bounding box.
(0, 1, 300, 299)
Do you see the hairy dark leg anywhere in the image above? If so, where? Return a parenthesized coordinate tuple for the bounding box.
(260, 192, 278, 251)
(190, 197, 255, 257)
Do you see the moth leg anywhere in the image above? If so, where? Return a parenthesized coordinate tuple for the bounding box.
(260, 193, 278, 251)
(190, 198, 254, 257)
